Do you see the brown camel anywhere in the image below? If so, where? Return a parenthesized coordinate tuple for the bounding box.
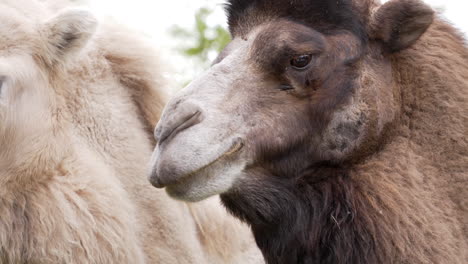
(149, 0, 468, 263)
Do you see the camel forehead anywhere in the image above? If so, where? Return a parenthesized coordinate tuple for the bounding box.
(0, 1, 46, 53)
(247, 20, 327, 73)
(0, 20, 37, 54)
(226, 0, 369, 39)
(216, 21, 326, 72)
(0, 0, 48, 17)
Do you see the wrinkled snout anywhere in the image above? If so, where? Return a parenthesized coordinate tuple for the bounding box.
(154, 102, 203, 145)
(148, 51, 251, 200)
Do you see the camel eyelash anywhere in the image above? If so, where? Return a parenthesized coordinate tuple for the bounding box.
(279, 84, 294, 91)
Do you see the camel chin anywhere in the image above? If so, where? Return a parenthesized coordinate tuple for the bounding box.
(164, 158, 246, 202)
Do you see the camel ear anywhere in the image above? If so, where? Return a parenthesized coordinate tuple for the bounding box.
(369, 0, 434, 53)
(43, 9, 97, 64)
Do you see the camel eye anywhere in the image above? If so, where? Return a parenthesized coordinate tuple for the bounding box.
(291, 54, 312, 70)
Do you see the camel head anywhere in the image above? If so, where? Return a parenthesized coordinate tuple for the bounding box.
(149, 0, 434, 201)
(0, 1, 97, 183)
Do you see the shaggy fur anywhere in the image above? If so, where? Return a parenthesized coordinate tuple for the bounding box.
(0, 1, 263, 263)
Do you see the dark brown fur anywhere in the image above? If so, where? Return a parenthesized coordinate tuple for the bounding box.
(226, 0, 370, 39)
(222, 165, 383, 264)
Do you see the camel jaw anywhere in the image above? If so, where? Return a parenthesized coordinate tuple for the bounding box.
(149, 136, 246, 202)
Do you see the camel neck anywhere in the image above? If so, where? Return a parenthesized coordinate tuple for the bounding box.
(391, 20, 467, 165)
(221, 167, 382, 264)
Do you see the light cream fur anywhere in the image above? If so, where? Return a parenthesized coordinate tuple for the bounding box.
(0, 0, 263, 263)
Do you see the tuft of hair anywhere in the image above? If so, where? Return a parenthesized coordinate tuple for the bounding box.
(225, 0, 372, 40)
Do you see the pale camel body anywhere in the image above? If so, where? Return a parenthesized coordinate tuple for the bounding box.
(0, 0, 262, 263)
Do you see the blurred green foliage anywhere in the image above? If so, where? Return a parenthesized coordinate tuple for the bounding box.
(170, 7, 231, 66)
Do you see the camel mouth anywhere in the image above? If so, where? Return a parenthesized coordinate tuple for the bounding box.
(173, 138, 244, 181)
(150, 138, 244, 190)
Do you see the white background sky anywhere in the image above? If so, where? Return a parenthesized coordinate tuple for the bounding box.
(84, 0, 467, 89)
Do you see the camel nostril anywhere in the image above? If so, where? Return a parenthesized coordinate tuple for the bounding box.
(156, 109, 203, 145)
(149, 172, 165, 188)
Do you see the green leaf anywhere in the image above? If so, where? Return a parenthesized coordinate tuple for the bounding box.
(169, 6, 232, 86)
